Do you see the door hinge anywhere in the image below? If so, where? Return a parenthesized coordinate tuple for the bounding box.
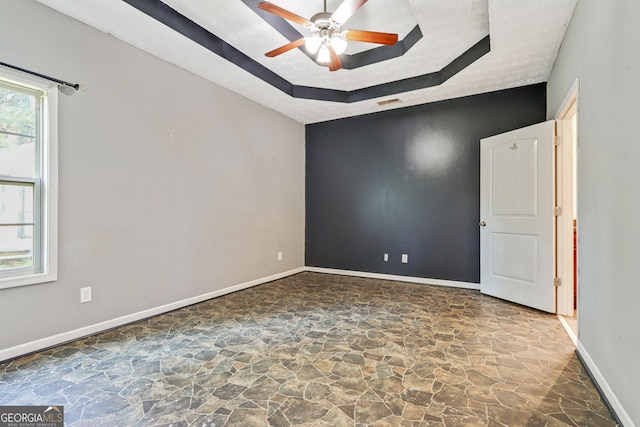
(554, 277, 561, 287)
(553, 207, 562, 217)
(553, 136, 561, 146)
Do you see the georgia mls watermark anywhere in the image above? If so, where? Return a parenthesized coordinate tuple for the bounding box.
(0, 406, 63, 427)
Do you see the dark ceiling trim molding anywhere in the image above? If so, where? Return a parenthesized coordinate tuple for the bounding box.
(121, 0, 491, 103)
(241, 0, 423, 70)
(121, 0, 294, 96)
(291, 36, 490, 103)
(341, 25, 422, 70)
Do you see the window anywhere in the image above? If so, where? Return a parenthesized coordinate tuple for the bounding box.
(0, 69, 57, 289)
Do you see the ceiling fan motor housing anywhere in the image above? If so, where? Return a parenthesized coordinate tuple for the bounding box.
(259, 1, 399, 71)
(308, 12, 342, 38)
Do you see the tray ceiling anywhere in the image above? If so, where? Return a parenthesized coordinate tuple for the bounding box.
(35, 0, 577, 124)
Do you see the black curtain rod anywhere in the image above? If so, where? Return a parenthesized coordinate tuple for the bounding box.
(0, 61, 79, 90)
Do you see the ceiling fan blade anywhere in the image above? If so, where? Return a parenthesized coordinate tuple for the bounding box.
(265, 38, 306, 57)
(344, 29, 398, 45)
(328, 45, 342, 71)
(258, 2, 312, 26)
(330, 0, 368, 25)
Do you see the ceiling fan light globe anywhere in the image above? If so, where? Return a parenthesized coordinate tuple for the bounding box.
(331, 36, 347, 55)
(317, 44, 331, 64)
(305, 36, 321, 54)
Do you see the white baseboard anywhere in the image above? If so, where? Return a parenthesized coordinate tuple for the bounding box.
(0, 267, 305, 363)
(557, 315, 578, 346)
(577, 341, 634, 427)
(304, 266, 480, 290)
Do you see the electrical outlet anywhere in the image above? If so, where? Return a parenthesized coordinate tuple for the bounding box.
(383, 253, 389, 262)
(401, 254, 408, 264)
(277, 251, 283, 261)
(80, 287, 92, 303)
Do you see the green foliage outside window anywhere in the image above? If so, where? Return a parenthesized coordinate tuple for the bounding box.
(0, 87, 36, 149)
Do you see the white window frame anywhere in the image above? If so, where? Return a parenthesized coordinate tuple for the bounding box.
(0, 67, 58, 289)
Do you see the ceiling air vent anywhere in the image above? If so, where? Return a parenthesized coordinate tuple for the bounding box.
(377, 98, 401, 106)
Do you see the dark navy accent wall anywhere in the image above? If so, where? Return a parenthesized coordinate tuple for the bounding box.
(305, 84, 547, 283)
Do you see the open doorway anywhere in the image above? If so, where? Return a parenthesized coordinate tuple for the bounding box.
(555, 80, 579, 344)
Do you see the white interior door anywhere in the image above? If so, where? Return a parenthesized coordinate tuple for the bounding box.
(480, 121, 556, 313)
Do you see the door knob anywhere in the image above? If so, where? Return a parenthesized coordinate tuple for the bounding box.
(479, 221, 487, 227)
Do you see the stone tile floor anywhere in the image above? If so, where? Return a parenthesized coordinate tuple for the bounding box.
(0, 272, 617, 426)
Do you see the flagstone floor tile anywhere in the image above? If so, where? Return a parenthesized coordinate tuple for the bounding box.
(0, 272, 616, 426)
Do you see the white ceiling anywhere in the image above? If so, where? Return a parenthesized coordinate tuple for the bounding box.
(36, 0, 576, 124)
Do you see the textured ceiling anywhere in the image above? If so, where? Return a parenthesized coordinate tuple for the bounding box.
(35, 0, 576, 124)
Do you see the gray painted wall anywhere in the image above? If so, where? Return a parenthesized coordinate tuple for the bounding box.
(547, 1, 640, 424)
(0, 0, 305, 351)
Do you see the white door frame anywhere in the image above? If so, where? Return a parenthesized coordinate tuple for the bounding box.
(555, 79, 580, 317)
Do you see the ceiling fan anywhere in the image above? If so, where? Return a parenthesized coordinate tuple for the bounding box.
(258, 0, 399, 71)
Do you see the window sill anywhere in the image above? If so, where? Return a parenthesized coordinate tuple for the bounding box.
(0, 271, 57, 290)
